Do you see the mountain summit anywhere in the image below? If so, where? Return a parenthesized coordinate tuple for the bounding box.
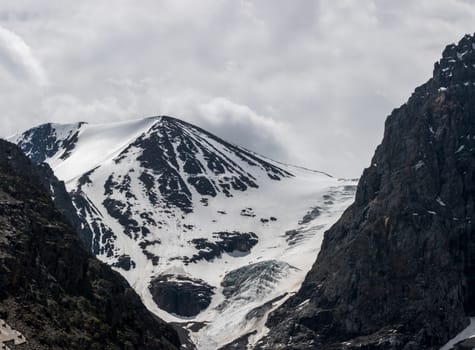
(11, 115, 356, 348)
(257, 33, 475, 350)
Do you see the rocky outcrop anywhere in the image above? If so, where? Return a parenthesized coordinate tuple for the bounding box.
(114, 116, 292, 213)
(35, 162, 94, 251)
(219, 260, 297, 308)
(258, 33, 475, 349)
(12, 122, 84, 163)
(149, 275, 215, 317)
(185, 231, 259, 263)
(0, 139, 180, 350)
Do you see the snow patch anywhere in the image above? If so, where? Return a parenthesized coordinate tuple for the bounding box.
(414, 160, 425, 170)
(440, 318, 475, 350)
(0, 319, 27, 348)
(436, 197, 446, 207)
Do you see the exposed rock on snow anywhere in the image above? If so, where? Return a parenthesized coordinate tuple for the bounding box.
(150, 274, 215, 317)
(185, 231, 259, 264)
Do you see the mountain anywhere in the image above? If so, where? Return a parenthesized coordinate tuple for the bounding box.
(0, 139, 180, 349)
(10, 116, 357, 349)
(255, 33, 475, 350)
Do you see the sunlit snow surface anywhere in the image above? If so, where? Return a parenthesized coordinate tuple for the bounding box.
(11, 116, 357, 349)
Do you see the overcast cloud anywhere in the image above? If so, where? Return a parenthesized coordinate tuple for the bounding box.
(0, 0, 474, 177)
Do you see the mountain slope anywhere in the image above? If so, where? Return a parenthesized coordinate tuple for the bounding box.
(257, 33, 475, 350)
(0, 139, 180, 349)
(11, 116, 357, 348)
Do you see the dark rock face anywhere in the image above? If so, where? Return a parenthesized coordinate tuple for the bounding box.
(240, 207, 256, 217)
(72, 189, 117, 257)
(185, 231, 258, 263)
(258, 33, 475, 349)
(35, 162, 94, 251)
(149, 275, 215, 317)
(452, 337, 475, 349)
(113, 116, 292, 214)
(220, 260, 297, 304)
(112, 254, 136, 271)
(103, 197, 141, 239)
(14, 122, 84, 163)
(298, 206, 321, 225)
(213, 231, 259, 254)
(0, 139, 180, 350)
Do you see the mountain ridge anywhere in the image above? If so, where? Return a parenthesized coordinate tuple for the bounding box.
(11, 115, 357, 349)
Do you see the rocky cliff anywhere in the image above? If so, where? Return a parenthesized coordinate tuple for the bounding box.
(257, 33, 475, 349)
(0, 139, 180, 349)
(34, 162, 94, 251)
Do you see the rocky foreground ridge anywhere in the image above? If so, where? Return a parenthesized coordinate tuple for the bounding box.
(0, 139, 180, 350)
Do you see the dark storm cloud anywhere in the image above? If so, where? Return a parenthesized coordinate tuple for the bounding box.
(0, 0, 474, 176)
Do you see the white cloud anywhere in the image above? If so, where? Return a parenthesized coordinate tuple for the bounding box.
(0, 0, 475, 176)
(150, 92, 293, 161)
(40, 94, 134, 124)
(0, 25, 47, 85)
(194, 97, 293, 161)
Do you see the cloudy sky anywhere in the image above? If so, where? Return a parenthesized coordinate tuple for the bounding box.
(0, 0, 474, 177)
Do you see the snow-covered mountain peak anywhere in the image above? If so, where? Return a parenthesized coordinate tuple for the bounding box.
(12, 117, 160, 183)
(10, 116, 357, 349)
(12, 116, 295, 187)
(10, 121, 86, 163)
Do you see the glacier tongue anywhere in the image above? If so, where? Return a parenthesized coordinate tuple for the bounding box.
(10, 116, 357, 349)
